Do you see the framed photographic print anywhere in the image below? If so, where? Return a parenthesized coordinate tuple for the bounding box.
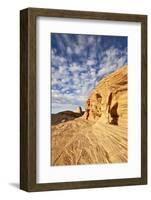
(20, 8, 147, 191)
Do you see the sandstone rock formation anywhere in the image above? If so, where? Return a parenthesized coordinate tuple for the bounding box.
(84, 65, 127, 128)
(75, 106, 83, 114)
(51, 110, 83, 125)
(51, 66, 128, 166)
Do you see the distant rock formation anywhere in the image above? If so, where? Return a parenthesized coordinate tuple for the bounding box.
(84, 65, 127, 127)
(51, 110, 82, 125)
(75, 106, 83, 114)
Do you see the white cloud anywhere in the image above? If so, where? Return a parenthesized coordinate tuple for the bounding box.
(77, 35, 87, 46)
(86, 59, 97, 66)
(97, 46, 127, 79)
(87, 36, 96, 45)
(117, 54, 127, 67)
(73, 44, 83, 55)
(69, 63, 80, 72)
(51, 53, 67, 67)
(55, 34, 66, 52)
(66, 46, 73, 55)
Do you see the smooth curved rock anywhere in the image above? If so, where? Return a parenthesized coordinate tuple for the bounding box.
(84, 65, 127, 128)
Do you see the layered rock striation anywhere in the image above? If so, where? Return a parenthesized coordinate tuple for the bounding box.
(84, 65, 127, 128)
(51, 66, 128, 166)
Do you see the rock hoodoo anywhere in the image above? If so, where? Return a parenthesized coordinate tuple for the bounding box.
(75, 106, 83, 114)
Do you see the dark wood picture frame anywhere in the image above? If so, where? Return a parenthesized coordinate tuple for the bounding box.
(20, 7, 147, 192)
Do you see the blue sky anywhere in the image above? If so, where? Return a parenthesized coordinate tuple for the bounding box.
(51, 33, 127, 113)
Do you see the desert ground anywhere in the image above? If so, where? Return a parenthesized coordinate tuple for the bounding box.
(51, 65, 128, 166)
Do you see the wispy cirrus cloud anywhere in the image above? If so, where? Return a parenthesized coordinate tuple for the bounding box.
(51, 33, 127, 113)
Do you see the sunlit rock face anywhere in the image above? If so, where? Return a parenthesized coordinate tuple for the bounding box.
(84, 65, 127, 128)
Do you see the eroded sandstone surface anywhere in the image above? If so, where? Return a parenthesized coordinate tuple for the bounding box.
(51, 66, 128, 166)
